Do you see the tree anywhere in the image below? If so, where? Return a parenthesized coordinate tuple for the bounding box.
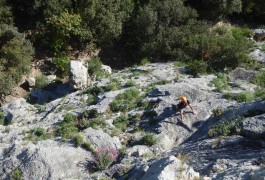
(0, 0, 13, 25)
(0, 25, 34, 95)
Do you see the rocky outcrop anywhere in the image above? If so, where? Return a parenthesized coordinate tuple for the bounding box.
(1, 62, 264, 180)
(253, 29, 265, 42)
(0, 141, 91, 180)
(69, 60, 90, 90)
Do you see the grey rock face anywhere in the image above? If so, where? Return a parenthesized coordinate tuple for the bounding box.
(101, 64, 112, 74)
(229, 67, 258, 82)
(26, 77, 36, 87)
(83, 128, 121, 150)
(140, 155, 200, 180)
(250, 48, 265, 64)
(241, 114, 265, 139)
(0, 141, 91, 180)
(2, 98, 36, 124)
(69, 60, 90, 90)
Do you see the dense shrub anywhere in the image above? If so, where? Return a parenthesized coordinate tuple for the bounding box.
(0, 0, 13, 25)
(0, 25, 34, 95)
(187, 60, 207, 77)
(57, 113, 78, 139)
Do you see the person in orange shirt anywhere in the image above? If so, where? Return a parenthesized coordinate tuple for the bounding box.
(177, 96, 195, 123)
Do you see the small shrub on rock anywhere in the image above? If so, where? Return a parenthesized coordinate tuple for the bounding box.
(141, 133, 157, 146)
(224, 91, 255, 103)
(212, 108, 224, 117)
(84, 140, 95, 152)
(10, 167, 22, 180)
(26, 128, 51, 142)
(211, 73, 229, 92)
(0, 111, 6, 125)
(208, 116, 243, 137)
(187, 60, 207, 77)
(74, 134, 83, 147)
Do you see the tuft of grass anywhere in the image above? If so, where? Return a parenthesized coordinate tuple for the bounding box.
(10, 167, 22, 180)
(211, 73, 229, 92)
(125, 80, 136, 87)
(84, 140, 95, 153)
(113, 115, 129, 132)
(74, 134, 83, 147)
(0, 111, 6, 125)
(141, 133, 157, 146)
(57, 113, 79, 139)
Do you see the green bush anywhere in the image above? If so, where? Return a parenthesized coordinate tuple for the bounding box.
(87, 57, 107, 80)
(53, 55, 71, 76)
(187, 60, 207, 77)
(57, 113, 78, 139)
(224, 91, 255, 103)
(141, 133, 157, 146)
(35, 75, 49, 89)
(0, 111, 6, 125)
(110, 88, 142, 112)
(104, 79, 122, 91)
(74, 134, 83, 147)
(0, 25, 34, 95)
(208, 116, 243, 137)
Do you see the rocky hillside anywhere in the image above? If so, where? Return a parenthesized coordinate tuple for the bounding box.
(0, 59, 265, 179)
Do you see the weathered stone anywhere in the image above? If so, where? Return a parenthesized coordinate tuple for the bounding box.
(241, 114, 265, 139)
(127, 145, 152, 157)
(83, 127, 121, 150)
(69, 60, 90, 90)
(254, 29, 265, 42)
(229, 67, 258, 82)
(140, 156, 200, 180)
(102, 64, 112, 74)
(26, 77, 36, 87)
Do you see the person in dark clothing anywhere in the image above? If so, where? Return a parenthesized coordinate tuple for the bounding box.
(177, 96, 195, 123)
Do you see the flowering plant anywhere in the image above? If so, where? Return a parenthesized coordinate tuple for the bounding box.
(94, 147, 118, 170)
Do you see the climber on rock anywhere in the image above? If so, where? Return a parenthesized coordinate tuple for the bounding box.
(176, 96, 195, 123)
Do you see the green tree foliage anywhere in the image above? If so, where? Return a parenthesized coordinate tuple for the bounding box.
(241, 0, 265, 22)
(75, 0, 134, 45)
(132, 0, 197, 61)
(0, 0, 13, 25)
(0, 25, 34, 95)
(187, 0, 242, 21)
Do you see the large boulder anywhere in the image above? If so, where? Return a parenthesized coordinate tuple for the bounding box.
(140, 155, 200, 180)
(241, 114, 265, 139)
(83, 127, 121, 150)
(69, 60, 90, 90)
(0, 141, 91, 180)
